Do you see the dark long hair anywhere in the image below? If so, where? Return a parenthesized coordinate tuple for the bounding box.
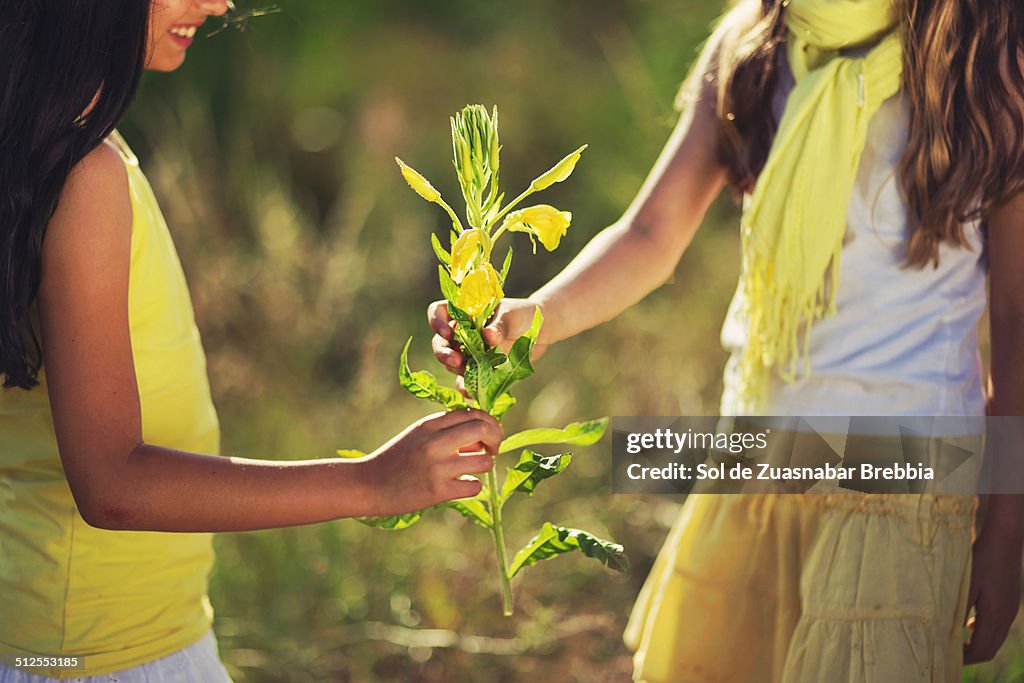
(0, 1, 150, 389)
(696, 0, 1024, 268)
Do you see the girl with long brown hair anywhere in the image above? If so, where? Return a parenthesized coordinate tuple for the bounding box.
(432, 0, 1024, 679)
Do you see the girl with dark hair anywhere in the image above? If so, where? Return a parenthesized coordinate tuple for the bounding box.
(0, 2, 502, 680)
(432, 0, 1024, 679)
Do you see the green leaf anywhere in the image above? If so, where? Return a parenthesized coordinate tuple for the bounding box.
(463, 357, 479, 397)
(481, 307, 543, 407)
(445, 498, 493, 528)
(500, 417, 609, 454)
(447, 301, 473, 325)
(484, 177, 501, 212)
(490, 392, 516, 419)
(451, 313, 517, 413)
(438, 265, 460, 305)
(399, 338, 469, 410)
(484, 191, 506, 227)
(509, 523, 629, 577)
(453, 322, 487, 358)
(336, 449, 367, 459)
(431, 233, 451, 265)
(357, 511, 423, 530)
(453, 325, 501, 405)
(499, 247, 513, 283)
(500, 449, 571, 503)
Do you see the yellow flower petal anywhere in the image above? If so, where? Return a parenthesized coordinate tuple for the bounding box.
(457, 263, 504, 318)
(502, 204, 572, 251)
(451, 229, 485, 283)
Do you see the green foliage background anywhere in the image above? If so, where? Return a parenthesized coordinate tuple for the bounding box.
(123, 2, 1019, 681)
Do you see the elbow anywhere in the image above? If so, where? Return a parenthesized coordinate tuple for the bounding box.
(79, 503, 140, 531)
(68, 476, 141, 531)
(626, 207, 696, 265)
(621, 222, 687, 285)
(626, 212, 677, 251)
(57, 441, 146, 531)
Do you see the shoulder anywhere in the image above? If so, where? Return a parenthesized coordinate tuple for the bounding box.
(62, 139, 132, 217)
(43, 139, 133, 268)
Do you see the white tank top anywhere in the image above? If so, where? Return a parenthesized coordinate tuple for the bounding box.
(719, 56, 988, 418)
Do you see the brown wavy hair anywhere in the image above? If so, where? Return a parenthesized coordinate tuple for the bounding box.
(688, 0, 1024, 268)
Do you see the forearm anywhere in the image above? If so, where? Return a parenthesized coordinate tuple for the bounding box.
(983, 195, 1024, 537)
(981, 494, 1024, 546)
(982, 311, 1024, 542)
(532, 216, 694, 344)
(79, 444, 378, 532)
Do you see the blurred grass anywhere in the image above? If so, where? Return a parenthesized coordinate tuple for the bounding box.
(122, 1, 1021, 681)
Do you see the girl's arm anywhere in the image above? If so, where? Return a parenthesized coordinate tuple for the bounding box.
(964, 190, 1024, 664)
(527, 69, 729, 343)
(38, 142, 502, 533)
(431, 32, 730, 367)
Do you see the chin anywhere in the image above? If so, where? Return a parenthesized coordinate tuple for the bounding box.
(147, 49, 187, 73)
(149, 59, 185, 73)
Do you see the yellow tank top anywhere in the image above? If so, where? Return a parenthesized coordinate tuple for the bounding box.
(0, 132, 221, 677)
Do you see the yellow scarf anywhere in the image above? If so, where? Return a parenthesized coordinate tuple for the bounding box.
(738, 0, 903, 409)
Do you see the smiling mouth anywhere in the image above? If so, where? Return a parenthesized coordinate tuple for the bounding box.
(169, 25, 198, 39)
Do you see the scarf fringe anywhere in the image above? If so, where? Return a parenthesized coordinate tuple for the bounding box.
(737, 234, 844, 411)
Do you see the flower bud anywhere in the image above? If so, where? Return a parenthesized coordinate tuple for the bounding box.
(489, 106, 501, 175)
(395, 158, 441, 203)
(529, 145, 587, 192)
(451, 105, 499, 195)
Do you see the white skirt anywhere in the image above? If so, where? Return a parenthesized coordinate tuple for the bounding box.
(0, 631, 232, 683)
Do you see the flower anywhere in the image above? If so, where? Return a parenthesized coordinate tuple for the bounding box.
(529, 145, 587, 192)
(501, 204, 572, 251)
(457, 263, 504, 318)
(396, 157, 441, 203)
(451, 229, 486, 282)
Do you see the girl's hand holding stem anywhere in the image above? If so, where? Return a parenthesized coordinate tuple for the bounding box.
(359, 410, 501, 516)
(429, 298, 549, 374)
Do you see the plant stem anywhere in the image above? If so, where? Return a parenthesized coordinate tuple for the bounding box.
(476, 334, 513, 616)
(485, 186, 535, 232)
(489, 224, 509, 245)
(485, 467, 514, 616)
(437, 196, 466, 233)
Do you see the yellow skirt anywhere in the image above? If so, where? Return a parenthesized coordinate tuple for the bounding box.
(624, 494, 975, 683)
